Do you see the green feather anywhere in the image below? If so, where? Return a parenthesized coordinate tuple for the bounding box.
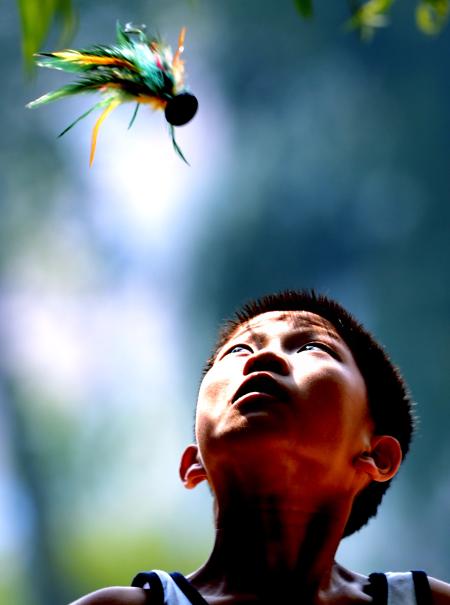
(27, 22, 195, 164)
(128, 102, 140, 129)
(34, 46, 137, 72)
(30, 22, 178, 100)
(169, 124, 189, 165)
(27, 73, 141, 108)
(26, 82, 92, 107)
(57, 100, 107, 137)
(115, 20, 131, 45)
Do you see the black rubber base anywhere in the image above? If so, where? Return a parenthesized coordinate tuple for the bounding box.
(165, 92, 198, 126)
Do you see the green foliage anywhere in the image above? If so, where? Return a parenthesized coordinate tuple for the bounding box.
(294, 0, 314, 18)
(14, 0, 449, 68)
(293, 0, 449, 36)
(346, 0, 394, 40)
(58, 529, 207, 595)
(0, 574, 34, 605)
(416, 0, 450, 34)
(17, 0, 76, 70)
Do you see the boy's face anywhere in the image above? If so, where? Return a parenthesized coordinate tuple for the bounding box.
(195, 311, 373, 487)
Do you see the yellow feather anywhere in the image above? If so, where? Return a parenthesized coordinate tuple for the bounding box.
(173, 27, 186, 66)
(172, 28, 186, 91)
(137, 96, 167, 110)
(89, 100, 121, 167)
(53, 51, 136, 70)
(51, 51, 82, 60)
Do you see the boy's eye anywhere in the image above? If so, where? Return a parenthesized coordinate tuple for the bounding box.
(297, 342, 337, 358)
(225, 344, 253, 356)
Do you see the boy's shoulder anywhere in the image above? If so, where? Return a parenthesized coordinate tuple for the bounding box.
(429, 577, 450, 605)
(69, 587, 151, 605)
(68, 574, 450, 605)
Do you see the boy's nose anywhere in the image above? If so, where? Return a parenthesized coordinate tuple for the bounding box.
(242, 349, 290, 377)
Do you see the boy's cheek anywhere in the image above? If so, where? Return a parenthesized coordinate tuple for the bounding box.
(293, 363, 367, 410)
(198, 373, 236, 411)
(297, 369, 356, 406)
(195, 413, 226, 459)
(202, 380, 226, 402)
(196, 380, 228, 436)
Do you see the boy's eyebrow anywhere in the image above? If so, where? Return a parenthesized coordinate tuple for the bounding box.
(218, 327, 266, 350)
(228, 324, 343, 348)
(288, 313, 338, 335)
(240, 329, 267, 348)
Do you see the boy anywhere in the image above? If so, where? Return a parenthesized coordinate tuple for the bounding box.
(72, 290, 450, 605)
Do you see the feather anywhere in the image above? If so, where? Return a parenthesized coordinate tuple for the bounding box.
(169, 124, 189, 165)
(36, 50, 137, 72)
(128, 102, 140, 129)
(89, 99, 121, 166)
(27, 21, 198, 165)
(57, 101, 105, 137)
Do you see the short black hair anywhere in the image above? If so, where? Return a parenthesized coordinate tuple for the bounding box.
(204, 290, 414, 537)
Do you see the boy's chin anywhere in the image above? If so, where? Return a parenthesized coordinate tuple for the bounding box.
(203, 427, 333, 470)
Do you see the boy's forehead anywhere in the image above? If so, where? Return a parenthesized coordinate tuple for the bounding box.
(227, 310, 341, 343)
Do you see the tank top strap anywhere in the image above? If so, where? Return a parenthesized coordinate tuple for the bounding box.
(385, 571, 432, 605)
(368, 572, 389, 605)
(411, 570, 432, 605)
(131, 569, 208, 604)
(131, 570, 164, 601)
(170, 573, 210, 605)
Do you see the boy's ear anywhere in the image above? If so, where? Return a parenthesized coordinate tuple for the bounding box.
(355, 435, 402, 483)
(179, 444, 207, 489)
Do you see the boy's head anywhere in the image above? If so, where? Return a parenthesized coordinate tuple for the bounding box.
(189, 290, 414, 537)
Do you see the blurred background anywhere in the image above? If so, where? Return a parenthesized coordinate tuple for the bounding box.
(0, 1, 449, 603)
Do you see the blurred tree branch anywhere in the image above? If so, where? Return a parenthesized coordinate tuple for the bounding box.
(0, 375, 69, 605)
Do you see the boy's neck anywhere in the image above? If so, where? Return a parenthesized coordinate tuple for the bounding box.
(190, 488, 353, 602)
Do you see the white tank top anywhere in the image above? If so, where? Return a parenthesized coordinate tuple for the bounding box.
(132, 569, 430, 605)
(386, 572, 423, 605)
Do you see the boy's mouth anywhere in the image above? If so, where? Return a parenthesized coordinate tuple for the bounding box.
(232, 373, 289, 404)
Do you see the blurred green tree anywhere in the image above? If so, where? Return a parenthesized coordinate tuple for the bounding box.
(17, 0, 76, 70)
(16, 0, 450, 70)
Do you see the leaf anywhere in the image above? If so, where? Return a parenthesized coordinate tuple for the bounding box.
(17, 0, 77, 71)
(294, 0, 314, 18)
(346, 0, 394, 40)
(416, 0, 449, 34)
